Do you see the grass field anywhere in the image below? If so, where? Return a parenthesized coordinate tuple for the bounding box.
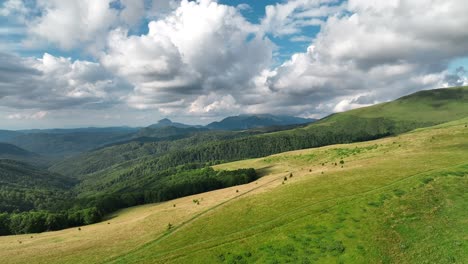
(1, 118, 467, 264)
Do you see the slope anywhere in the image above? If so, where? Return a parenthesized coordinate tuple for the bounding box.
(48, 86, 468, 209)
(1, 117, 466, 263)
(206, 114, 315, 130)
(6, 130, 135, 158)
(0, 142, 36, 158)
(336, 86, 468, 123)
(0, 160, 76, 213)
(0, 143, 48, 167)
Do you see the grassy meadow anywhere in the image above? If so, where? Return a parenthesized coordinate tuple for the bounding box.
(1, 118, 467, 264)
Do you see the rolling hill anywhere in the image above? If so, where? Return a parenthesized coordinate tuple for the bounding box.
(50, 87, 468, 190)
(0, 130, 21, 142)
(0, 143, 48, 166)
(1, 116, 466, 263)
(206, 114, 315, 130)
(0, 159, 76, 214)
(0, 142, 36, 158)
(147, 118, 196, 129)
(135, 126, 209, 139)
(6, 131, 136, 158)
(339, 87, 468, 122)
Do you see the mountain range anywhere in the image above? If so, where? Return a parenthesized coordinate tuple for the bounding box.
(205, 114, 315, 130)
(0, 114, 316, 157)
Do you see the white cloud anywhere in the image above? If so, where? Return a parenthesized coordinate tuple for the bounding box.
(24, 0, 149, 53)
(290, 35, 314, 42)
(261, 0, 345, 36)
(2, 0, 468, 127)
(262, 0, 468, 115)
(0, 52, 130, 110)
(0, 0, 28, 17)
(7, 111, 48, 120)
(148, 0, 181, 17)
(119, 0, 146, 26)
(189, 94, 240, 115)
(102, 0, 273, 115)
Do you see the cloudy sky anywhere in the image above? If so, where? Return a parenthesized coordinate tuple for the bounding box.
(1, 0, 467, 129)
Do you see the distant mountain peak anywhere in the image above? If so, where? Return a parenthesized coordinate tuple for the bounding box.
(157, 118, 173, 125)
(148, 118, 194, 129)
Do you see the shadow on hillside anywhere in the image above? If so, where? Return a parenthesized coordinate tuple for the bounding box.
(256, 165, 277, 177)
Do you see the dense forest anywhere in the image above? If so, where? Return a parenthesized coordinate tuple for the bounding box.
(0, 163, 257, 235)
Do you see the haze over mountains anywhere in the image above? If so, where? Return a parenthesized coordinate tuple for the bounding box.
(0, 114, 316, 158)
(206, 114, 315, 130)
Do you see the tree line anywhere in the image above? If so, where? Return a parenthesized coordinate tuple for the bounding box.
(0, 167, 257, 235)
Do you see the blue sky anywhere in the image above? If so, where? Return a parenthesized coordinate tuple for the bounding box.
(0, 0, 467, 129)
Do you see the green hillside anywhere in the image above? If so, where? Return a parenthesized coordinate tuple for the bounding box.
(7, 130, 135, 157)
(49, 129, 260, 177)
(0, 160, 76, 214)
(0, 143, 35, 157)
(206, 114, 315, 130)
(336, 86, 468, 123)
(0, 143, 49, 167)
(1, 86, 466, 239)
(50, 87, 468, 200)
(1, 117, 466, 263)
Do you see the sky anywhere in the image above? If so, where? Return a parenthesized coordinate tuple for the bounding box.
(0, 0, 467, 129)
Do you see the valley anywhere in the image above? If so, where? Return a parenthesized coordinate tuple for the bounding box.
(0, 87, 466, 263)
(0, 117, 466, 263)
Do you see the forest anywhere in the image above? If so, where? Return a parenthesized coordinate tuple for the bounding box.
(0, 164, 257, 235)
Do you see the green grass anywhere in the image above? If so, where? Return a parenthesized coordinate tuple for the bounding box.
(329, 86, 468, 124)
(1, 118, 467, 263)
(112, 118, 468, 264)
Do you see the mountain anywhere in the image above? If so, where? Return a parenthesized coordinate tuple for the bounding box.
(329, 86, 468, 124)
(49, 86, 468, 207)
(148, 118, 196, 129)
(0, 142, 36, 158)
(6, 130, 136, 158)
(136, 126, 208, 139)
(0, 127, 140, 159)
(0, 130, 22, 142)
(2, 116, 467, 263)
(2, 86, 467, 239)
(0, 143, 48, 166)
(206, 114, 316, 130)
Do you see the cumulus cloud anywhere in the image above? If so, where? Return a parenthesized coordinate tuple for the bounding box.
(0, 52, 130, 110)
(261, 0, 346, 36)
(0, 0, 28, 17)
(7, 111, 48, 120)
(262, 0, 468, 114)
(148, 0, 181, 17)
(189, 93, 241, 116)
(1, 0, 468, 127)
(23, 0, 151, 53)
(102, 0, 273, 115)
